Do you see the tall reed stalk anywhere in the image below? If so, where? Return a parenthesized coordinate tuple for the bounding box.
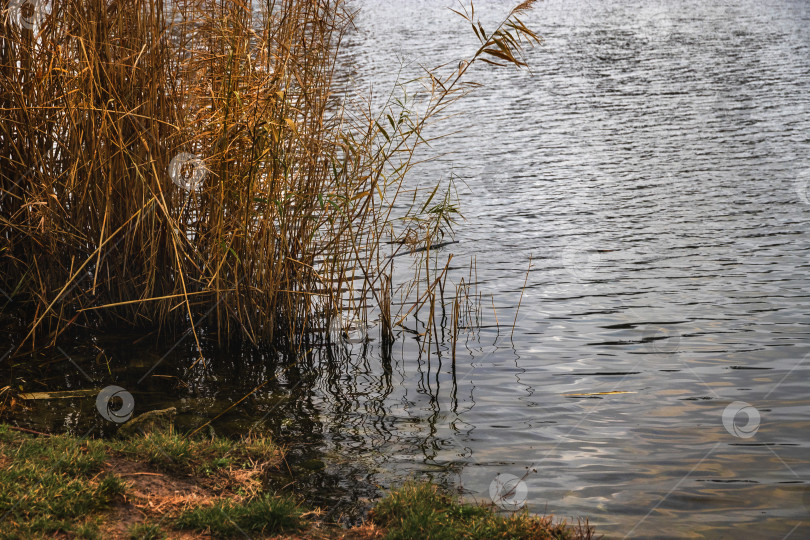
(0, 0, 540, 355)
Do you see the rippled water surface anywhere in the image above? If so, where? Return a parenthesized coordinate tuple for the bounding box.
(334, 0, 810, 537)
(7, 1, 810, 538)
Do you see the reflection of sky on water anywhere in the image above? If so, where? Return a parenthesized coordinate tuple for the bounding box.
(337, 0, 810, 536)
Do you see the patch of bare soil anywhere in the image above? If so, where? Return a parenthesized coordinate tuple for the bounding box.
(97, 457, 382, 539)
(100, 457, 219, 539)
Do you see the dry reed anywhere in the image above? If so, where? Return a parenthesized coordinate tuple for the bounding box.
(0, 0, 540, 356)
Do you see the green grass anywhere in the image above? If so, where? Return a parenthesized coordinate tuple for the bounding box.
(74, 519, 103, 539)
(173, 493, 303, 538)
(0, 424, 286, 539)
(127, 521, 167, 540)
(108, 431, 235, 475)
(370, 482, 593, 540)
(0, 425, 126, 538)
(105, 431, 281, 476)
(0, 424, 594, 539)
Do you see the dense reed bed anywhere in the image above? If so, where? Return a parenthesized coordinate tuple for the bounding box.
(0, 0, 539, 354)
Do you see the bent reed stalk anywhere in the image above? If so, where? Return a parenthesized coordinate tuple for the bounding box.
(0, 0, 540, 355)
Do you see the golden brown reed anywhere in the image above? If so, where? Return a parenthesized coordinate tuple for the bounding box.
(0, 0, 540, 356)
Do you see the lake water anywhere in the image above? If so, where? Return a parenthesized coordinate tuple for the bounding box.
(7, 0, 810, 538)
(335, 0, 810, 537)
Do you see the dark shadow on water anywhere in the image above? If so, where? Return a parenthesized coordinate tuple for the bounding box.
(0, 327, 404, 525)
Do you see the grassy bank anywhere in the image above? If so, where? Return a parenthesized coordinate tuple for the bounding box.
(0, 424, 594, 539)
